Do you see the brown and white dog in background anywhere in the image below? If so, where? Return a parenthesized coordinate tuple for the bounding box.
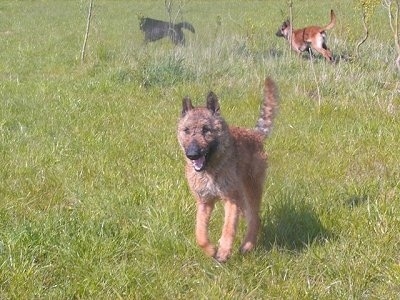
(276, 10, 336, 62)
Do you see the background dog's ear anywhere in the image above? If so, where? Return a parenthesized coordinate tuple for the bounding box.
(182, 97, 194, 116)
(206, 92, 220, 115)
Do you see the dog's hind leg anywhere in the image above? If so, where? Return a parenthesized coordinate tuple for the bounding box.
(312, 35, 333, 61)
(169, 28, 185, 45)
(240, 188, 262, 254)
(240, 212, 261, 253)
(314, 47, 333, 61)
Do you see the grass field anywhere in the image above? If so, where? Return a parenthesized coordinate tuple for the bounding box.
(0, 0, 399, 298)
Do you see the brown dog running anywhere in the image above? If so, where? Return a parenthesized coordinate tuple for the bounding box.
(276, 10, 336, 61)
(177, 78, 279, 262)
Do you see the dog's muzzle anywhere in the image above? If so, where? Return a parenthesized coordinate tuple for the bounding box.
(185, 142, 207, 172)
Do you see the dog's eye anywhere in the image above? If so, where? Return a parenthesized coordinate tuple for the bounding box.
(184, 127, 190, 134)
(202, 126, 211, 135)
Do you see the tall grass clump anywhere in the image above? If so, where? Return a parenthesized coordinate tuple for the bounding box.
(136, 52, 196, 87)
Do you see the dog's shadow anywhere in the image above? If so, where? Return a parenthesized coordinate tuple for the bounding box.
(260, 200, 333, 252)
(298, 52, 353, 64)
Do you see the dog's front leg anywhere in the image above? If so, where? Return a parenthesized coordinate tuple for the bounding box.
(195, 200, 216, 258)
(216, 199, 239, 262)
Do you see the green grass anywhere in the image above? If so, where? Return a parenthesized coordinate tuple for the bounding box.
(1, 0, 399, 298)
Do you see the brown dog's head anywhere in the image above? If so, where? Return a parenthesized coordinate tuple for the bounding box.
(177, 92, 226, 172)
(276, 20, 291, 38)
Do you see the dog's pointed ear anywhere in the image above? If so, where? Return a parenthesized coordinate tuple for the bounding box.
(182, 97, 194, 116)
(206, 91, 220, 115)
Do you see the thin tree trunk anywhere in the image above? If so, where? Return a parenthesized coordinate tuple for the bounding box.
(81, 0, 93, 63)
(288, 0, 293, 57)
(384, 0, 400, 73)
(356, 12, 369, 57)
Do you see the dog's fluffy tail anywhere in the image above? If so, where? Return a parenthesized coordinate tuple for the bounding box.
(323, 9, 336, 31)
(176, 22, 195, 33)
(255, 77, 279, 139)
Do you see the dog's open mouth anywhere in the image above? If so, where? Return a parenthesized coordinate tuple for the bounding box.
(185, 140, 218, 172)
(191, 155, 206, 172)
(185, 142, 209, 172)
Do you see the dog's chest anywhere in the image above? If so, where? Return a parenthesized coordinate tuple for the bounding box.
(188, 171, 235, 201)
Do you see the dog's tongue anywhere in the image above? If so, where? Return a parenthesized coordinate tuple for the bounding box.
(192, 156, 205, 171)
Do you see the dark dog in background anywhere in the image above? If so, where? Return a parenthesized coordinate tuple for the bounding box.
(139, 17, 195, 45)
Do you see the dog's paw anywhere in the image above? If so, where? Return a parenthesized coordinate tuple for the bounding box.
(202, 244, 217, 258)
(240, 241, 255, 254)
(214, 247, 231, 263)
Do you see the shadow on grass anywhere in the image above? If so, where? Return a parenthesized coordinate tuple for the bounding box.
(296, 51, 353, 63)
(260, 201, 333, 252)
(345, 194, 369, 208)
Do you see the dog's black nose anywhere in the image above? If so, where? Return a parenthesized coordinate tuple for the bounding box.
(185, 143, 203, 160)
